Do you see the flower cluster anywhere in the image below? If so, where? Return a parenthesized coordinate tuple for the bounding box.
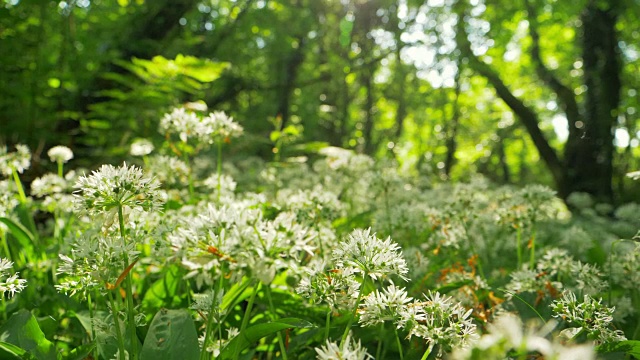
(314, 333, 373, 360)
(159, 107, 242, 145)
(130, 138, 155, 157)
(451, 313, 595, 360)
(0, 258, 27, 298)
(551, 291, 626, 344)
(47, 145, 74, 164)
(332, 228, 409, 281)
(74, 162, 162, 218)
(0, 144, 30, 176)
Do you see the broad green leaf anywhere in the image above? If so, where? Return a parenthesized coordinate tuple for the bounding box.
(0, 309, 56, 360)
(0, 217, 34, 252)
(220, 318, 314, 359)
(142, 265, 182, 310)
(597, 340, 640, 359)
(140, 309, 199, 360)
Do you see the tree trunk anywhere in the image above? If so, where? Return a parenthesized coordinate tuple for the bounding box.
(563, 1, 620, 203)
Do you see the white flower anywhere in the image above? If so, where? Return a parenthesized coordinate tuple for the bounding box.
(358, 282, 413, 327)
(551, 291, 627, 344)
(47, 145, 74, 164)
(74, 162, 163, 217)
(159, 107, 202, 143)
(315, 333, 373, 360)
(129, 139, 154, 156)
(159, 107, 242, 145)
(202, 111, 244, 140)
(332, 228, 409, 281)
(0, 258, 27, 298)
(451, 313, 596, 360)
(0, 144, 31, 176)
(31, 173, 67, 197)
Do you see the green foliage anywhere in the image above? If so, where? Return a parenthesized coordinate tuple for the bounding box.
(140, 309, 200, 360)
(0, 310, 56, 360)
(219, 318, 314, 359)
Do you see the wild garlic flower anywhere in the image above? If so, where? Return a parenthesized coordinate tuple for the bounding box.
(358, 283, 413, 328)
(0, 258, 27, 298)
(332, 228, 409, 282)
(203, 173, 237, 197)
(607, 242, 640, 291)
(31, 173, 68, 197)
(47, 145, 74, 164)
(0, 180, 19, 216)
(551, 291, 626, 344)
(56, 229, 140, 297)
(0, 144, 31, 176)
(451, 313, 595, 360)
(297, 264, 361, 312)
(159, 107, 242, 145)
(159, 107, 202, 143)
(201, 111, 244, 141)
(407, 291, 477, 354)
(129, 139, 154, 157)
(147, 155, 189, 186)
(74, 162, 162, 217)
(314, 333, 373, 360)
(199, 327, 239, 356)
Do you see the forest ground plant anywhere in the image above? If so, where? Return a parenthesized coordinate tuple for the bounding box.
(1, 110, 639, 360)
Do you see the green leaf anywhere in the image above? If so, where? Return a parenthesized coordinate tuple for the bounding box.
(142, 265, 182, 310)
(597, 340, 640, 359)
(0, 217, 35, 252)
(289, 141, 329, 153)
(140, 309, 199, 360)
(270, 130, 281, 143)
(434, 280, 474, 294)
(220, 318, 314, 359)
(220, 277, 252, 311)
(0, 309, 56, 360)
(0, 342, 27, 359)
(67, 343, 96, 360)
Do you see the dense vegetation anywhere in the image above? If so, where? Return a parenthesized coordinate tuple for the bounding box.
(1, 0, 640, 359)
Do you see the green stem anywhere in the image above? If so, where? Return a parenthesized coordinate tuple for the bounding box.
(183, 152, 194, 201)
(1, 231, 11, 262)
(108, 290, 127, 360)
(217, 142, 223, 203)
(118, 205, 138, 360)
(235, 282, 260, 360)
(516, 226, 522, 269)
(57, 161, 64, 178)
(11, 167, 27, 204)
(529, 224, 537, 269)
(87, 293, 99, 360)
(608, 239, 624, 306)
(265, 286, 288, 360)
(11, 167, 39, 247)
(324, 310, 331, 341)
(341, 274, 368, 345)
(394, 328, 404, 360)
(375, 323, 384, 359)
(200, 273, 225, 360)
(420, 342, 434, 360)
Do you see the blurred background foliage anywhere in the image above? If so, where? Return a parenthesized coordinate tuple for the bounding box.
(1, 0, 639, 204)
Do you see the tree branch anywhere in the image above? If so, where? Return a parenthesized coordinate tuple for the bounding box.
(525, 0, 581, 139)
(454, 0, 564, 185)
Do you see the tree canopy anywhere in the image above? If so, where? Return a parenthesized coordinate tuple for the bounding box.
(1, 0, 639, 203)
